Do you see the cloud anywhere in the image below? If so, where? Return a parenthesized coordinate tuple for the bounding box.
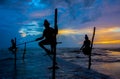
(58, 26, 120, 45)
(18, 21, 43, 37)
(95, 40, 120, 44)
(58, 28, 92, 35)
(29, 9, 53, 18)
(0, 0, 6, 5)
(19, 28, 42, 37)
(94, 26, 120, 44)
(29, 0, 48, 8)
(0, 0, 120, 48)
(26, 0, 102, 28)
(83, 0, 95, 7)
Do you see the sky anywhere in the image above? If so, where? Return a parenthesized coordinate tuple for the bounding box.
(0, 0, 120, 48)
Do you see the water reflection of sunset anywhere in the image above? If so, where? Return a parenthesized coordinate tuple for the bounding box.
(107, 50, 120, 57)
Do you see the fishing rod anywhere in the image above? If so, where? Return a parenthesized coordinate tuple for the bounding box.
(17, 40, 36, 46)
(17, 40, 62, 46)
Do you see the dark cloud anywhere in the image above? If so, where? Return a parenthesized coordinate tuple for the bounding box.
(83, 0, 95, 7)
(0, 0, 18, 5)
(81, 18, 91, 23)
(0, 0, 7, 5)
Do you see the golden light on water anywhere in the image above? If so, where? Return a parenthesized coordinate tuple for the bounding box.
(107, 50, 120, 56)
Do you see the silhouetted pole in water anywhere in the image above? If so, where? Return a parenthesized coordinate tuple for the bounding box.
(52, 8, 58, 79)
(23, 42, 26, 60)
(14, 38, 17, 79)
(88, 27, 96, 69)
(14, 38, 17, 69)
(17, 40, 35, 60)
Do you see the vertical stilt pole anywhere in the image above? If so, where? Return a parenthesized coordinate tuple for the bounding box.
(23, 42, 26, 60)
(14, 37, 17, 69)
(52, 8, 58, 79)
(88, 54, 91, 69)
(88, 27, 96, 69)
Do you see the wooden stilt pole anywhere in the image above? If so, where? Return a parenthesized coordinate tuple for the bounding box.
(52, 8, 58, 79)
(23, 42, 26, 60)
(88, 27, 96, 69)
(14, 37, 17, 69)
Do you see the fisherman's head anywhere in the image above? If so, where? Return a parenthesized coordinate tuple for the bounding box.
(11, 39, 14, 43)
(44, 19, 50, 28)
(85, 34, 89, 40)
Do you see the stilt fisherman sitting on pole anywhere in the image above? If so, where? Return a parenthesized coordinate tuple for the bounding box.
(36, 19, 56, 55)
(8, 39, 17, 53)
(80, 34, 91, 55)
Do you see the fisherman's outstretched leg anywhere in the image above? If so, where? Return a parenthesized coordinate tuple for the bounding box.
(39, 41, 51, 54)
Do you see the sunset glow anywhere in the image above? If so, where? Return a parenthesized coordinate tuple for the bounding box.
(58, 26, 120, 45)
(0, 0, 120, 48)
(58, 28, 91, 35)
(94, 40, 120, 44)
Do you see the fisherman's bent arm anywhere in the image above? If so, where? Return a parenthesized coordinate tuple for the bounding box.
(36, 35, 44, 41)
(80, 41, 85, 50)
(80, 44, 84, 50)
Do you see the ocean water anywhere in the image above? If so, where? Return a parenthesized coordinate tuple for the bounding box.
(0, 48, 53, 79)
(0, 48, 119, 79)
(92, 50, 120, 79)
(57, 48, 120, 79)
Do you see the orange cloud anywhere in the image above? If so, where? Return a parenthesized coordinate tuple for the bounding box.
(94, 40, 120, 44)
(58, 26, 120, 45)
(94, 26, 120, 44)
(96, 26, 120, 34)
(58, 28, 91, 35)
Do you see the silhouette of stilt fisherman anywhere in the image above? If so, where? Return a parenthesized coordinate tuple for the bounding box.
(80, 27, 96, 69)
(36, 19, 57, 55)
(8, 38, 17, 69)
(9, 39, 17, 53)
(80, 34, 91, 55)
